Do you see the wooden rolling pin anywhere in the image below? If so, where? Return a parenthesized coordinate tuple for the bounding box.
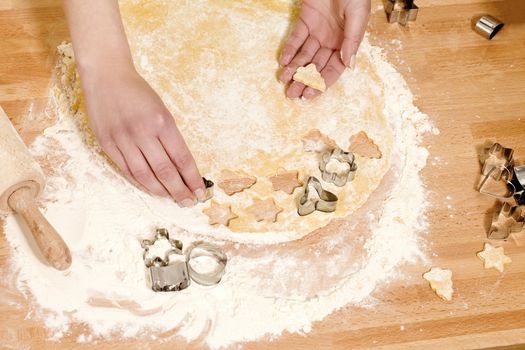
(0, 106, 71, 270)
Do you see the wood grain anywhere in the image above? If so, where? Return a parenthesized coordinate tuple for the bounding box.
(1, 0, 525, 349)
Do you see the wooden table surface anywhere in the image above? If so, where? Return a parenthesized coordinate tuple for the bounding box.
(1, 0, 525, 349)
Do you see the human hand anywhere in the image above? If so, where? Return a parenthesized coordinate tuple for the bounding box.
(81, 67, 205, 207)
(279, 0, 371, 99)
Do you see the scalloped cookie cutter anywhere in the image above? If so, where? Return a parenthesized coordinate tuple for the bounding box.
(141, 228, 227, 292)
(319, 148, 357, 187)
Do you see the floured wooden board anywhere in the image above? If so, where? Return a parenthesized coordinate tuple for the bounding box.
(1, 0, 433, 347)
(1, 0, 525, 349)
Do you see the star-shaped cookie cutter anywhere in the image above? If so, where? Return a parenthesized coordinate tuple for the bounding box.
(141, 228, 227, 292)
(297, 176, 338, 216)
(383, 0, 418, 26)
(488, 201, 525, 239)
(319, 148, 357, 187)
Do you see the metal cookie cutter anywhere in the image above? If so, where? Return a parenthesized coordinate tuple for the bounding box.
(478, 143, 516, 199)
(202, 177, 215, 201)
(488, 201, 525, 239)
(297, 176, 338, 216)
(473, 15, 504, 40)
(141, 228, 227, 292)
(511, 165, 525, 205)
(141, 228, 189, 292)
(383, 0, 418, 26)
(319, 148, 357, 187)
(186, 241, 228, 286)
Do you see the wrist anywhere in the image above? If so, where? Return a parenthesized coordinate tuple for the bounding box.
(75, 52, 136, 81)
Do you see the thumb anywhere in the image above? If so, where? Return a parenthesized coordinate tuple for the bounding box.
(340, 4, 370, 69)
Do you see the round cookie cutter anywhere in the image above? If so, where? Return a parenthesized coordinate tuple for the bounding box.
(186, 241, 228, 286)
(141, 229, 227, 291)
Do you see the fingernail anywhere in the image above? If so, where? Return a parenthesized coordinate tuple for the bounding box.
(181, 198, 194, 208)
(194, 188, 206, 202)
(349, 55, 356, 70)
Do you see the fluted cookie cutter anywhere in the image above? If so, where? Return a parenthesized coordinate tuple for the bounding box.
(319, 148, 357, 187)
(488, 201, 525, 239)
(141, 228, 227, 292)
(297, 176, 338, 216)
(383, 0, 418, 26)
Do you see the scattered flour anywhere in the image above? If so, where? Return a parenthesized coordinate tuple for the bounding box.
(1, 1, 433, 348)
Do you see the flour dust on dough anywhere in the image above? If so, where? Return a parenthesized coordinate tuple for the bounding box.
(2, 0, 433, 348)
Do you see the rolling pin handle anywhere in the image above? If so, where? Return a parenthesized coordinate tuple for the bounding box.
(8, 187, 72, 271)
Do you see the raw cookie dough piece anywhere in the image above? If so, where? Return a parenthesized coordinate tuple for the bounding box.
(293, 63, 326, 92)
(348, 131, 382, 159)
(477, 242, 512, 273)
(203, 200, 238, 226)
(269, 169, 302, 194)
(218, 169, 257, 196)
(423, 267, 453, 301)
(301, 129, 338, 153)
(248, 198, 282, 223)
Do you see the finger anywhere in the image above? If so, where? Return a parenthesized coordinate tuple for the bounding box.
(279, 18, 309, 66)
(302, 47, 333, 100)
(286, 81, 307, 99)
(319, 50, 346, 88)
(139, 138, 196, 206)
(117, 139, 170, 198)
(341, 4, 370, 69)
(100, 140, 148, 192)
(159, 124, 206, 201)
(279, 35, 321, 83)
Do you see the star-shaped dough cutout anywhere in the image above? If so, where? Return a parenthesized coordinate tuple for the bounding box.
(202, 200, 238, 226)
(269, 169, 302, 194)
(423, 267, 453, 301)
(477, 243, 512, 273)
(248, 198, 282, 223)
(293, 63, 326, 92)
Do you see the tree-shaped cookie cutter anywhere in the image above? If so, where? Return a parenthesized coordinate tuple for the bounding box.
(488, 201, 525, 239)
(478, 143, 516, 199)
(383, 0, 418, 26)
(297, 176, 338, 216)
(319, 148, 357, 187)
(141, 228, 189, 292)
(141, 228, 227, 292)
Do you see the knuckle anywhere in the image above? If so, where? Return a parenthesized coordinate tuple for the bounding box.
(131, 167, 152, 184)
(175, 152, 193, 169)
(153, 162, 175, 181)
(151, 111, 171, 130)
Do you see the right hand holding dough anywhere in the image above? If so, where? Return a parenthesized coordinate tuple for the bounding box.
(82, 68, 205, 207)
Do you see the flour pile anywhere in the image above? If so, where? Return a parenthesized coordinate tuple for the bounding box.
(2, 1, 433, 348)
